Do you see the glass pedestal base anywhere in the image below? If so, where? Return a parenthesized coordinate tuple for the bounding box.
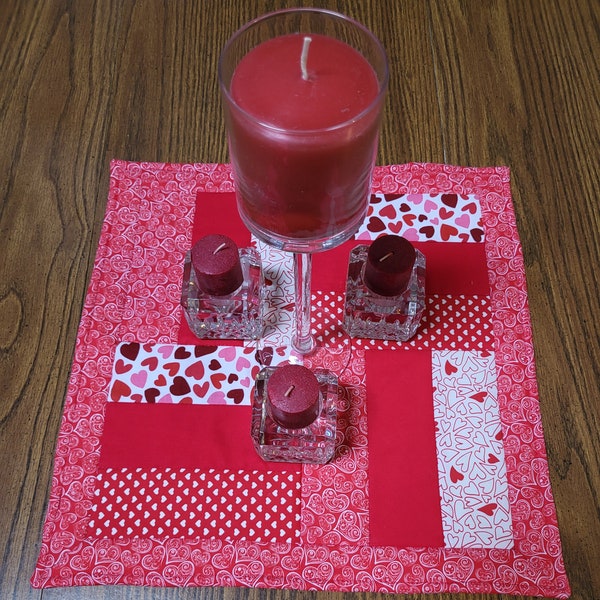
(251, 366, 338, 464)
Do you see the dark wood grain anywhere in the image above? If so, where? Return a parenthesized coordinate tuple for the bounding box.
(0, 1, 598, 599)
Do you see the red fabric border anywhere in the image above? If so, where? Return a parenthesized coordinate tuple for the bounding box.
(30, 162, 570, 598)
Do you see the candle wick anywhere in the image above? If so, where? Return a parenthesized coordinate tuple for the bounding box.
(284, 385, 295, 397)
(379, 252, 394, 262)
(300, 36, 312, 81)
(213, 242, 227, 254)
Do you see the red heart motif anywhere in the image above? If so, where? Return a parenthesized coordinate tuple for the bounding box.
(208, 359, 221, 371)
(154, 374, 167, 387)
(402, 214, 416, 227)
(174, 347, 192, 359)
(470, 227, 484, 242)
(478, 503, 498, 516)
(383, 193, 403, 201)
(131, 394, 143, 402)
(194, 346, 217, 357)
(164, 362, 180, 377)
(169, 376, 191, 396)
(439, 207, 454, 220)
(399, 202, 411, 213)
(441, 223, 459, 241)
(441, 193, 458, 208)
(388, 221, 403, 234)
(210, 373, 226, 389)
(179, 396, 193, 404)
(228, 373, 239, 383)
(120, 342, 140, 361)
(459, 233, 470, 242)
(419, 225, 435, 239)
(144, 388, 160, 403)
(141, 356, 159, 371)
(257, 347, 273, 366)
(114, 359, 132, 375)
(379, 204, 397, 219)
(464, 202, 478, 214)
(193, 382, 210, 398)
(470, 391, 487, 403)
(488, 453, 500, 464)
(495, 430, 504, 441)
(110, 380, 131, 402)
(226, 389, 245, 404)
(444, 360, 458, 375)
(184, 361, 205, 380)
(450, 467, 464, 483)
(367, 216, 386, 233)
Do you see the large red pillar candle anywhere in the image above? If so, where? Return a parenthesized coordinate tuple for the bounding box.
(230, 34, 377, 130)
(267, 364, 320, 429)
(191, 234, 243, 296)
(221, 13, 388, 252)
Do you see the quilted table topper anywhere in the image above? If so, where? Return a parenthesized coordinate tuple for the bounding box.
(31, 162, 570, 598)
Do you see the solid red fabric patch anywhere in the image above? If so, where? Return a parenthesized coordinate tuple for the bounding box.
(99, 403, 299, 472)
(312, 240, 489, 297)
(414, 241, 489, 296)
(366, 349, 444, 548)
(312, 240, 361, 293)
(192, 191, 251, 246)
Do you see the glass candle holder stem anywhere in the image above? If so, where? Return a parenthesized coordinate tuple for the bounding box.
(292, 252, 315, 355)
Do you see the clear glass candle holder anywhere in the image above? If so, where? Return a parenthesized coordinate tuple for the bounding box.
(251, 366, 338, 464)
(219, 8, 389, 354)
(181, 247, 265, 340)
(344, 244, 426, 341)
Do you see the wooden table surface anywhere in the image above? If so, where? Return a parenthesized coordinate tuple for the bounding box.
(1, 1, 598, 599)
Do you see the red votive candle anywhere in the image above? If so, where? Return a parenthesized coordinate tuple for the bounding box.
(267, 364, 320, 429)
(364, 235, 416, 296)
(191, 234, 243, 296)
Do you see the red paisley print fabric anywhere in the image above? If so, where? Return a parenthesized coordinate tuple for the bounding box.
(30, 162, 569, 598)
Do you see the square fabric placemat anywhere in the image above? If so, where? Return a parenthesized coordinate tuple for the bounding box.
(31, 161, 570, 598)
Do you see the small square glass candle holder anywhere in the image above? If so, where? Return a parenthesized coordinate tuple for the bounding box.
(181, 247, 265, 340)
(344, 244, 426, 341)
(251, 366, 338, 464)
